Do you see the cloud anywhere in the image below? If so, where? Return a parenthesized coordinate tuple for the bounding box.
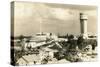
(50, 8, 70, 20)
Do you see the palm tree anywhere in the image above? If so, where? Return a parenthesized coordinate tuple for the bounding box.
(77, 35, 84, 50)
(19, 35, 25, 55)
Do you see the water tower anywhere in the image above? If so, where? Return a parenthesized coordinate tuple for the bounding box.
(80, 13, 88, 38)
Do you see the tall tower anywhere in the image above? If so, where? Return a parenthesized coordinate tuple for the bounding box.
(80, 13, 88, 38)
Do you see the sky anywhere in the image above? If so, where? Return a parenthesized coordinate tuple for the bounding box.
(11, 1, 97, 36)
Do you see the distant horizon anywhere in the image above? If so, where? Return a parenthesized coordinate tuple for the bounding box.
(11, 32, 97, 37)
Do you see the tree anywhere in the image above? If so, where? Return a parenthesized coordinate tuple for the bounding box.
(19, 35, 25, 52)
(19, 35, 24, 42)
(68, 34, 74, 41)
(77, 36, 84, 45)
(77, 35, 85, 50)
